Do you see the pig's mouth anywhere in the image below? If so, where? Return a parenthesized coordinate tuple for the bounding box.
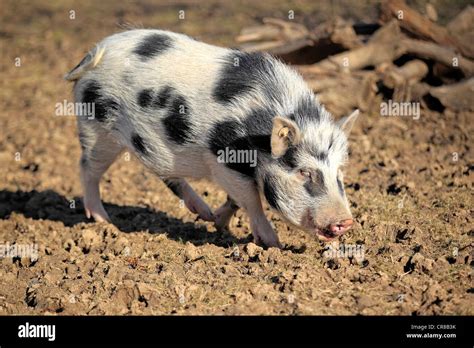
(315, 228, 337, 241)
(301, 209, 338, 241)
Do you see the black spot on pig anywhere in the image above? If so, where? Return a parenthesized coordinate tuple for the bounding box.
(279, 146, 298, 169)
(208, 120, 257, 178)
(131, 133, 147, 154)
(208, 107, 284, 177)
(242, 107, 273, 153)
(137, 89, 154, 108)
(304, 169, 326, 197)
(244, 108, 301, 170)
(97, 98, 120, 121)
(263, 176, 280, 210)
(81, 81, 119, 122)
(162, 95, 192, 144)
(152, 86, 174, 109)
(81, 81, 101, 108)
(208, 121, 240, 154)
(134, 33, 173, 60)
(213, 51, 277, 104)
(293, 95, 321, 126)
(315, 151, 328, 163)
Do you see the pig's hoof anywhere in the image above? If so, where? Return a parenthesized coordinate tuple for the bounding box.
(254, 235, 282, 249)
(185, 199, 215, 222)
(214, 213, 232, 231)
(214, 222, 229, 234)
(85, 207, 111, 223)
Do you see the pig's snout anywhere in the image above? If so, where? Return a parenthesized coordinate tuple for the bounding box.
(328, 218, 353, 236)
(313, 214, 354, 240)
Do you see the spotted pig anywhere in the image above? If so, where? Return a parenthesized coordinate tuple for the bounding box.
(65, 29, 359, 248)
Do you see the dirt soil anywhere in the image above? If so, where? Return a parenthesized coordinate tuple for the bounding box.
(0, 0, 472, 315)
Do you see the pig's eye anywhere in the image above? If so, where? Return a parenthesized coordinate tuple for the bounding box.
(298, 169, 312, 180)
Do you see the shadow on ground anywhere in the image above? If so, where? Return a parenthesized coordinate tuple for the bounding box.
(0, 189, 251, 247)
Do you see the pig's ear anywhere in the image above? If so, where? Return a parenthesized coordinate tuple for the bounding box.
(271, 116, 301, 158)
(338, 109, 359, 136)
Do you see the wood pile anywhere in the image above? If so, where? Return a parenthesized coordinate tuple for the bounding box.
(236, 0, 474, 116)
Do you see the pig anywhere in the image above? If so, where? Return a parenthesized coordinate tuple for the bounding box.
(64, 29, 359, 248)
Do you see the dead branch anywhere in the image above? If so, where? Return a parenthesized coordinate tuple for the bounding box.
(312, 16, 363, 50)
(401, 38, 474, 77)
(447, 5, 474, 36)
(305, 20, 404, 72)
(300, 70, 379, 115)
(382, 60, 428, 88)
(380, 0, 474, 59)
(429, 78, 474, 112)
(236, 17, 313, 55)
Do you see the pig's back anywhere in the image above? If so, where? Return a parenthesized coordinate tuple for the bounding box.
(70, 29, 312, 177)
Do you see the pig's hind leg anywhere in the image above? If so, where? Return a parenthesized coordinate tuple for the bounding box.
(214, 195, 239, 231)
(163, 178, 214, 222)
(79, 127, 124, 222)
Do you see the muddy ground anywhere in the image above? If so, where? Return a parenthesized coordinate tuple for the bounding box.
(0, 0, 472, 315)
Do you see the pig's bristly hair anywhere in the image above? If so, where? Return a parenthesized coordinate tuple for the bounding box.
(67, 29, 353, 233)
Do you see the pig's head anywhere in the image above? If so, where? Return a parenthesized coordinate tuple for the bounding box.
(258, 108, 359, 241)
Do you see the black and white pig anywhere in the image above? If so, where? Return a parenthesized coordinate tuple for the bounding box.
(65, 29, 359, 248)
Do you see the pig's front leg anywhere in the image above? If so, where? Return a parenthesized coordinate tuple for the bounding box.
(247, 201, 282, 248)
(163, 178, 214, 221)
(210, 167, 281, 248)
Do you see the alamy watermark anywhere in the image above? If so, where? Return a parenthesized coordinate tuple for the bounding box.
(18, 322, 55, 341)
(380, 100, 420, 120)
(217, 147, 257, 167)
(55, 100, 95, 119)
(0, 242, 39, 261)
(323, 242, 365, 260)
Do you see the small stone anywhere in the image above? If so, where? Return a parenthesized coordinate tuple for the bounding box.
(183, 242, 200, 262)
(414, 254, 434, 273)
(81, 229, 101, 250)
(245, 243, 263, 259)
(262, 247, 281, 264)
(357, 294, 375, 308)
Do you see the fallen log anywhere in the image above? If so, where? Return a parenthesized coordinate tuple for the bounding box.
(380, 60, 429, 102)
(312, 16, 363, 50)
(237, 16, 362, 61)
(447, 6, 474, 61)
(380, 0, 474, 59)
(382, 60, 428, 88)
(300, 70, 379, 115)
(239, 38, 314, 55)
(447, 5, 474, 37)
(236, 18, 312, 55)
(410, 82, 431, 101)
(302, 20, 404, 72)
(429, 78, 474, 112)
(236, 18, 310, 43)
(401, 38, 474, 77)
